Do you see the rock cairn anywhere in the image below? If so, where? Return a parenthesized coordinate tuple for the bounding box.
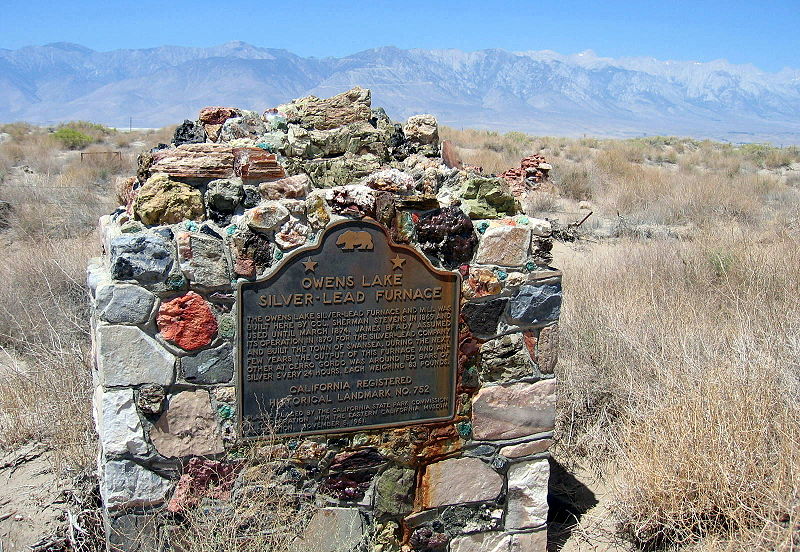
(499, 155, 553, 199)
(89, 87, 560, 551)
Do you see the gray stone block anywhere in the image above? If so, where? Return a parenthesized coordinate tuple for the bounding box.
(96, 283, 156, 325)
(97, 325, 175, 387)
(178, 232, 231, 289)
(93, 387, 149, 457)
(506, 282, 561, 326)
(506, 459, 550, 529)
(110, 234, 175, 285)
(107, 513, 166, 552)
(180, 343, 234, 384)
(101, 460, 171, 510)
(294, 507, 364, 552)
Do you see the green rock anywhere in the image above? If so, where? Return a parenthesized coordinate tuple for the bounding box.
(456, 421, 473, 438)
(459, 177, 519, 219)
(479, 333, 534, 382)
(291, 154, 383, 188)
(217, 404, 233, 419)
(165, 274, 187, 291)
(218, 314, 235, 338)
(394, 211, 416, 243)
(374, 466, 416, 517)
(257, 131, 287, 153)
(120, 220, 145, 234)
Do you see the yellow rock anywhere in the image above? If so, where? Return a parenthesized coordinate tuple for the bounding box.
(133, 173, 205, 225)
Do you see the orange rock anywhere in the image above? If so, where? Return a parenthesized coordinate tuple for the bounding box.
(157, 292, 218, 351)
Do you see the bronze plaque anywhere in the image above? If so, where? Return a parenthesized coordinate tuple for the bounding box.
(236, 219, 460, 438)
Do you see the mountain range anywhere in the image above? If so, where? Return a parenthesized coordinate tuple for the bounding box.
(1, 41, 799, 144)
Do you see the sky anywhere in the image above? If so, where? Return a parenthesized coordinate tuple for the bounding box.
(1, 0, 798, 71)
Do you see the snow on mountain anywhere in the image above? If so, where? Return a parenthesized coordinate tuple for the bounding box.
(1, 42, 798, 143)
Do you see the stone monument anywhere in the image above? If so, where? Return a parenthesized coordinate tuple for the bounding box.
(88, 87, 561, 551)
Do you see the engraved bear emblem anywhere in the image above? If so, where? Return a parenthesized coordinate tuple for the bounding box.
(336, 230, 374, 251)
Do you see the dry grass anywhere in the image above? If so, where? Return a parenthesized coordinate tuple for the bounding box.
(0, 238, 99, 471)
(442, 128, 800, 229)
(555, 227, 800, 549)
(175, 440, 345, 552)
(0, 125, 133, 472)
(0, 121, 798, 550)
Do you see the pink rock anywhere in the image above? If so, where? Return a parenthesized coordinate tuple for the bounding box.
(475, 224, 531, 266)
(234, 257, 256, 278)
(150, 389, 224, 458)
(157, 292, 218, 351)
(259, 174, 311, 200)
(150, 143, 235, 180)
(471, 380, 556, 440)
(500, 439, 553, 459)
(275, 217, 309, 250)
(420, 457, 502, 509)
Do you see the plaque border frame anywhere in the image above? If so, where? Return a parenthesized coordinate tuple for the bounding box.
(235, 218, 461, 439)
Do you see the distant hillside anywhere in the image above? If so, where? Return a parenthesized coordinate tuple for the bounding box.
(2, 41, 799, 143)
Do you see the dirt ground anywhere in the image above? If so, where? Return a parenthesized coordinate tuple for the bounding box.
(0, 443, 65, 551)
(548, 457, 631, 552)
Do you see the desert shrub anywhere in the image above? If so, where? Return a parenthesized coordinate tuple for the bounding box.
(50, 121, 116, 150)
(554, 161, 594, 200)
(785, 173, 800, 188)
(737, 143, 799, 169)
(523, 191, 559, 215)
(0, 122, 39, 140)
(59, 121, 115, 141)
(53, 127, 94, 149)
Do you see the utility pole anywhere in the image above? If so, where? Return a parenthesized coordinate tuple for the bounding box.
(129, 117, 132, 132)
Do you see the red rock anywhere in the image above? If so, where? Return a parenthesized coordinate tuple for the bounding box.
(420, 457, 502, 508)
(157, 292, 218, 351)
(167, 457, 239, 513)
(198, 106, 240, 125)
(500, 154, 553, 198)
(523, 330, 537, 357)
